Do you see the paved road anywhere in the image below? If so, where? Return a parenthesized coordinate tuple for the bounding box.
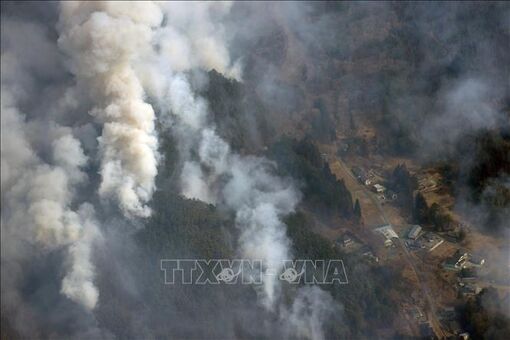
(335, 158, 446, 338)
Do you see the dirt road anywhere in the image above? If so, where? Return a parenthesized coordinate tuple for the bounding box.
(329, 159, 387, 226)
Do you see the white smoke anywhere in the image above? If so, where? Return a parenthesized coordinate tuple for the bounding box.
(155, 2, 242, 80)
(422, 77, 506, 153)
(136, 1, 303, 310)
(181, 161, 213, 203)
(161, 78, 299, 307)
(1, 89, 101, 311)
(178, 113, 299, 310)
(57, 1, 163, 217)
(60, 204, 101, 311)
(146, 69, 298, 309)
(1, 1, 168, 314)
(280, 286, 342, 340)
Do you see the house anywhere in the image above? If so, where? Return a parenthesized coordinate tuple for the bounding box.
(336, 232, 364, 254)
(375, 224, 399, 239)
(375, 224, 398, 247)
(338, 235, 354, 248)
(407, 225, 422, 240)
(443, 249, 469, 271)
(373, 183, 386, 193)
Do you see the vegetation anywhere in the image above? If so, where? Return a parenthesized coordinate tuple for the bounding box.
(268, 137, 354, 218)
(413, 192, 428, 224)
(337, 137, 369, 157)
(413, 193, 454, 231)
(285, 212, 403, 338)
(386, 163, 417, 214)
(353, 199, 362, 223)
(203, 70, 274, 151)
(436, 162, 460, 194)
(460, 288, 510, 339)
(310, 98, 336, 143)
(464, 131, 510, 230)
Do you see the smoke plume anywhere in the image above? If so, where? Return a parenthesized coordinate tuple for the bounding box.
(1, 0, 165, 321)
(58, 2, 163, 217)
(1, 88, 100, 312)
(280, 286, 342, 340)
(147, 29, 301, 309)
(1, 2, 347, 338)
(141, 3, 338, 318)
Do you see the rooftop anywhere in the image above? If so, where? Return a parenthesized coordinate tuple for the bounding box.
(375, 224, 399, 239)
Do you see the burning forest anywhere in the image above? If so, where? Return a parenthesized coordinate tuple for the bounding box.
(1, 1, 509, 339)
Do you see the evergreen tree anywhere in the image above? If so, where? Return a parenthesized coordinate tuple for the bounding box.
(413, 192, 428, 224)
(354, 199, 362, 222)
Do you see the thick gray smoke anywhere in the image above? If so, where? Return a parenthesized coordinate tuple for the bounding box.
(1, 0, 164, 319)
(58, 2, 163, 218)
(1, 2, 343, 338)
(1, 75, 100, 311)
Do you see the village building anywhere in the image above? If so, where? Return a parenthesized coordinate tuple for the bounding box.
(337, 234, 354, 248)
(374, 224, 398, 247)
(375, 224, 399, 239)
(407, 225, 422, 240)
(373, 183, 386, 193)
(443, 249, 469, 271)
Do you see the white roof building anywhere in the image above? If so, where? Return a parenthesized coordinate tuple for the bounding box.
(375, 224, 399, 239)
(373, 184, 386, 193)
